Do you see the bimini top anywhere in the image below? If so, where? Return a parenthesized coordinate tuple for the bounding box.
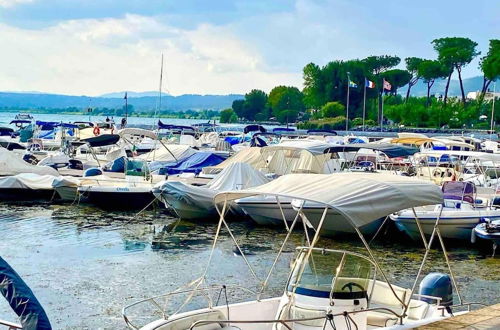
(118, 128, 157, 140)
(214, 173, 443, 228)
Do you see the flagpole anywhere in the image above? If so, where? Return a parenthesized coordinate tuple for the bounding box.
(380, 80, 384, 132)
(491, 80, 497, 139)
(346, 73, 350, 131)
(363, 78, 367, 131)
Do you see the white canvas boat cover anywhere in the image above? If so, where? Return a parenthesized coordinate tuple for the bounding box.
(0, 147, 59, 176)
(261, 140, 335, 175)
(202, 147, 265, 175)
(214, 173, 443, 228)
(0, 173, 57, 190)
(137, 144, 196, 162)
(51, 176, 80, 188)
(206, 162, 270, 191)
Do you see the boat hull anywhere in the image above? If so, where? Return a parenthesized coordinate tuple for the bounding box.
(237, 200, 296, 226)
(391, 211, 500, 240)
(80, 188, 156, 210)
(0, 188, 54, 201)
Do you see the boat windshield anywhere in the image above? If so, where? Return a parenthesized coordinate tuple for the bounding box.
(287, 249, 373, 300)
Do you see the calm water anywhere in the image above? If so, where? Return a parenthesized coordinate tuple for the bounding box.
(0, 202, 499, 329)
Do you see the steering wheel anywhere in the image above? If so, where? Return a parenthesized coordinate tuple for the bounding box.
(341, 282, 365, 293)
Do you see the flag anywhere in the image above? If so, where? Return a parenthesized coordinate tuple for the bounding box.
(365, 79, 375, 88)
(383, 79, 392, 91)
(124, 92, 128, 100)
(348, 80, 358, 88)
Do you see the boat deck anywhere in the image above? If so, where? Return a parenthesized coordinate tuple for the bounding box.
(416, 303, 500, 329)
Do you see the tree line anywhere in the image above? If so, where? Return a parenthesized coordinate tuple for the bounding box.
(221, 37, 499, 129)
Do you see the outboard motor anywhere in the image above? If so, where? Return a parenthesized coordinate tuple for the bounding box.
(83, 167, 103, 177)
(419, 272, 453, 314)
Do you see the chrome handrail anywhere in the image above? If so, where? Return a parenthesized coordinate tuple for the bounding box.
(0, 319, 22, 329)
(188, 307, 404, 330)
(122, 285, 258, 329)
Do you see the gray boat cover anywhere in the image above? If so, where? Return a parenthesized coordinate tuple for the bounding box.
(157, 162, 270, 213)
(0, 257, 51, 329)
(214, 173, 443, 228)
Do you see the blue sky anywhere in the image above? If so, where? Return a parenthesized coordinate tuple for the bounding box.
(0, 0, 498, 96)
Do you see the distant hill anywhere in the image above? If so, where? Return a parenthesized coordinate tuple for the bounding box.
(402, 76, 485, 97)
(0, 92, 244, 112)
(99, 91, 162, 98)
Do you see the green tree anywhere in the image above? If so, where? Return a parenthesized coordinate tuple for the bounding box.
(231, 99, 245, 118)
(479, 39, 500, 98)
(362, 55, 401, 123)
(243, 89, 268, 121)
(382, 69, 412, 95)
(302, 63, 324, 109)
(405, 57, 425, 100)
(219, 108, 237, 123)
(321, 101, 345, 118)
(418, 60, 448, 107)
(432, 37, 480, 104)
(268, 86, 304, 123)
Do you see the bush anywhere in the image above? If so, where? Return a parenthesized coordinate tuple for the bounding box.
(219, 108, 237, 123)
(297, 116, 348, 130)
(321, 102, 345, 118)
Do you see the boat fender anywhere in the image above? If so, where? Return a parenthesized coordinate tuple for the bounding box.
(93, 126, 100, 136)
(471, 228, 476, 243)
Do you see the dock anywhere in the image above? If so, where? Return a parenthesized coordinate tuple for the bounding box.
(417, 303, 500, 329)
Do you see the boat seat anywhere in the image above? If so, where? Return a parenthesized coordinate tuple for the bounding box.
(150, 310, 227, 330)
(276, 303, 327, 328)
(366, 311, 399, 327)
(366, 280, 411, 327)
(406, 299, 430, 321)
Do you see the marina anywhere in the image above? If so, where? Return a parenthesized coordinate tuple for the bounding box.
(0, 1, 499, 328)
(0, 112, 499, 329)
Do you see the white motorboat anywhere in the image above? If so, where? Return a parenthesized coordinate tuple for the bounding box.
(153, 162, 269, 220)
(123, 174, 474, 330)
(78, 159, 160, 210)
(391, 181, 500, 240)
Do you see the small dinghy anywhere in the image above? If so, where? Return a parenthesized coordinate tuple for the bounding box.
(472, 219, 500, 256)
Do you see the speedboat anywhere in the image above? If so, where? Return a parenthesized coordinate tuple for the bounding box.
(123, 173, 474, 330)
(78, 159, 160, 210)
(391, 181, 500, 240)
(0, 173, 57, 201)
(471, 219, 500, 256)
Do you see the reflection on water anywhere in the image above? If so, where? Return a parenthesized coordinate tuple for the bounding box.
(0, 202, 498, 329)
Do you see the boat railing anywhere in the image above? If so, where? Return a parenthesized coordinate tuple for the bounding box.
(187, 306, 404, 330)
(0, 319, 22, 329)
(437, 302, 488, 316)
(122, 285, 258, 330)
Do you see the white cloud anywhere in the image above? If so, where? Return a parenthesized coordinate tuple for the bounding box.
(0, 14, 301, 96)
(0, 0, 32, 8)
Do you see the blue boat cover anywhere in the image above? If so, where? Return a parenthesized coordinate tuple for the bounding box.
(158, 152, 225, 175)
(224, 136, 243, 145)
(0, 257, 51, 329)
(103, 156, 126, 172)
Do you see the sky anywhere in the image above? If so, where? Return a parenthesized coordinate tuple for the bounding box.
(0, 0, 498, 96)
